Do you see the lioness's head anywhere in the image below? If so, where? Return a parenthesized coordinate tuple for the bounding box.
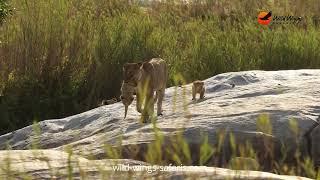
(123, 62, 143, 86)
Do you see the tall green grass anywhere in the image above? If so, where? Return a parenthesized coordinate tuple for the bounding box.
(1, 113, 318, 179)
(0, 0, 320, 134)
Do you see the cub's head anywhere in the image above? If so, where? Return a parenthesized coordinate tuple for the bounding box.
(123, 62, 143, 86)
(120, 82, 136, 119)
(120, 94, 134, 107)
(193, 81, 204, 91)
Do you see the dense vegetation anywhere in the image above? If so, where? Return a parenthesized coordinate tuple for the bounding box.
(0, 0, 320, 134)
(0, 0, 11, 25)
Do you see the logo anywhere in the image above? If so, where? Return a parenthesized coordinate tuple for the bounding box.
(257, 11, 302, 26)
(258, 11, 272, 25)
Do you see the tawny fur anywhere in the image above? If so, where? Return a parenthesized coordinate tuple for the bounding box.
(192, 80, 205, 100)
(121, 58, 168, 122)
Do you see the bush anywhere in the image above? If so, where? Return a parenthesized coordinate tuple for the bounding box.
(0, 0, 12, 25)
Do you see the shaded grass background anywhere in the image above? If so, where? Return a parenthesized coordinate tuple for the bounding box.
(0, 0, 320, 134)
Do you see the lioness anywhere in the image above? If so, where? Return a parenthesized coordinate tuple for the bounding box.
(120, 58, 167, 123)
(192, 80, 205, 100)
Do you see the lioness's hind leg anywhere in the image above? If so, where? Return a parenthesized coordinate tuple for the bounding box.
(157, 89, 165, 116)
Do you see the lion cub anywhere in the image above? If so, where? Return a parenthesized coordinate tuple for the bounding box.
(192, 80, 205, 100)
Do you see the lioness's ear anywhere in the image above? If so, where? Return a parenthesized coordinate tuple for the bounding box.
(137, 62, 143, 67)
(141, 62, 153, 72)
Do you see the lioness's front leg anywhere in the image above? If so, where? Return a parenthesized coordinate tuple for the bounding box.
(141, 90, 154, 123)
(136, 90, 142, 113)
(156, 89, 165, 116)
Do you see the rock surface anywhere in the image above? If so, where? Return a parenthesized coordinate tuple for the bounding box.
(0, 70, 319, 178)
(0, 150, 312, 179)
